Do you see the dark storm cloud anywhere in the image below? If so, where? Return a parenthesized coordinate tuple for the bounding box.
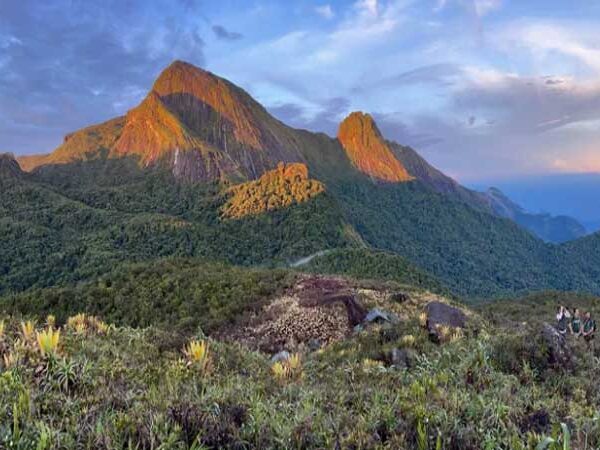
(0, 0, 206, 154)
(212, 25, 243, 41)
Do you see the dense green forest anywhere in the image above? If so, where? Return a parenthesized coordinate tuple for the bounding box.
(330, 180, 600, 298)
(305, 248, 448, 295)
(0, 259, 294, 334)
(0, 162, 355, 295)
(3, 154, 600, 300)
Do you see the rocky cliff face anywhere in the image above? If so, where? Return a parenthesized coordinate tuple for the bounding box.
(13, 60, 583, 241)
(337, 112, 413, 183)
(0, 153, 23, 179)
(149, 61, 305, 180)
(19, 61, 319, 183)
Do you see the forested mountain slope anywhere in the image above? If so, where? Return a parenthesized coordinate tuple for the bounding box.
(4, 60, 600, 299)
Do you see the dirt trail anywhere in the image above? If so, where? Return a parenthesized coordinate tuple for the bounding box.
(289, 250, 331, 268)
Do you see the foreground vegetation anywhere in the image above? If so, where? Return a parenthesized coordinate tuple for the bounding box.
(2, 287, 600, 449)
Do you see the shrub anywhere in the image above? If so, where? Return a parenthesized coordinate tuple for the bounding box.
(67, 313, 88, 334)
(491, 333, 551, 377)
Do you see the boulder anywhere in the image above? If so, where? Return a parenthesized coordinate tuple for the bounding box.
(364, 308, 399, 325)
(425, 301, 467, 342)
(541, 322, 571, 367)
(270, 351, 291, 364)
(389, 348, 416, 369)
(307, 339, 322, 352)
(389, 292, 410, 304)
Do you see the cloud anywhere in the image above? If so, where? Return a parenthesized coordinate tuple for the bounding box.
(315, 4, 335, 20)
(473, 0, 502, 17)
(373, 112, 445, 148)
(453, 67, 600, 134)
(212, 25, 243, 41)
(435, 0, 503, 17)
(355, 0, 379, 16)
(0, 0, 206, 154)
(269, 97, 351, 135)
(360, 63, 461, 91)
(497, 20, 600, 75)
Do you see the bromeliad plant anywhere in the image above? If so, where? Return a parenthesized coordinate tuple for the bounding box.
(66, 313, 110, 335)
(20, 320, 35, 343)
(46, 315, 56, 328)
(183, 339, 211, 373)
(88, 316, 110, 335)
(36, 327, 61, 358)
(67, 313, 88, 334)
(271, 353, 303, 382)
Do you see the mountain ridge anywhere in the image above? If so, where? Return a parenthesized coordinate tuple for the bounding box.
(0, 153, 23, 179)
(9, 59, 591, 256)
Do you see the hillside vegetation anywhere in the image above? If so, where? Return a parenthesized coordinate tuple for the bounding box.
(0, 259, 294, 334)
(0, 166, 355, 295)
(305, 248, 449, 295)
(331, 179, 600, 298)
(5, 156, 600, 299)
(1, 283, 600, 449)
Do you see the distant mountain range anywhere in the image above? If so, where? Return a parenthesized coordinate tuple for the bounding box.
(3, 60, 600, 298)
(470, 174, 600, 235)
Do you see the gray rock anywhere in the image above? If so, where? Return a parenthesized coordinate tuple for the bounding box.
(270, 351, 291, 364)
(425, 301, 467, 343)
(541, 322, 571, 367)
(353, 324, 365, 333)
(390, 292, 410, 303)
(389, 348, 416, 369)
(307, 339, 322, 352)
(364, 308, 399, 324)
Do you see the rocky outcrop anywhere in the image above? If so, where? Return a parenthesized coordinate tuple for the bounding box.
(338, 112, 413, 183)
(0, 153, 24, 179)
(541, 322, 571, 367)
(425, 301, 467, 342)
(389, 347, 417, 369)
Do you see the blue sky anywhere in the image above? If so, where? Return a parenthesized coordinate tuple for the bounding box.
(2, 0, 600, 183)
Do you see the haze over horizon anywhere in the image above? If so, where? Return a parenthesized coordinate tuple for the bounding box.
(1, 0, 600, 189)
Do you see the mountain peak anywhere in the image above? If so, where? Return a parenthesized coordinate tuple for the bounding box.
(152, 60, 217, 94)
(0, 153, 24, 179)
(337, 112, 413, 183)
